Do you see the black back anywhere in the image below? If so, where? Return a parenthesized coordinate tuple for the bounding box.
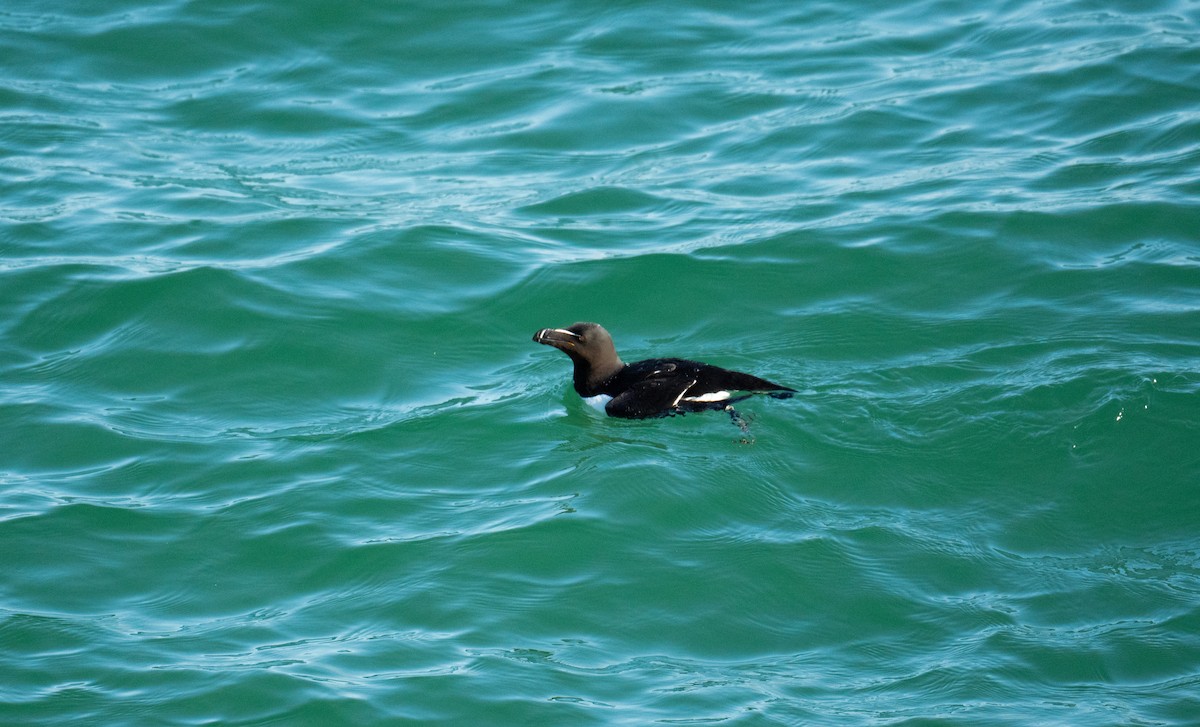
(598, 358, 794, 419)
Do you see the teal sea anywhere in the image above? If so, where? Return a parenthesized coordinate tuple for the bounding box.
(3, 0, 1199, 723)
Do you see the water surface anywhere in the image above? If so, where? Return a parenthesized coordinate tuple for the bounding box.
(2, 0, 1199, 724)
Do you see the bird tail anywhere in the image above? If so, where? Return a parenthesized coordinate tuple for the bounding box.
(723, 371, 796, 395)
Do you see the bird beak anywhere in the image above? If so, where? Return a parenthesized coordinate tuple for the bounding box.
(533, 327, 581, 350)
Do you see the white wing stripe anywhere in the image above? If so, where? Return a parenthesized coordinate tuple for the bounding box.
(671, 379, 699, 408)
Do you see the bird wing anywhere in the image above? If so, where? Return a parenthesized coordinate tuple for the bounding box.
(604, 377, 697, 419)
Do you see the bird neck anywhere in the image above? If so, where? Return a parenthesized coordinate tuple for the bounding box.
(573, 358, 624, 397)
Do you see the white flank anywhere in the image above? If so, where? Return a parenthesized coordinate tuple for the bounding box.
(582, 394, 613, 413)
(682, 390, 731, 403)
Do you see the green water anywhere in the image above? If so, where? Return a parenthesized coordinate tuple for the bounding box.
(3, 0, 1199, 724)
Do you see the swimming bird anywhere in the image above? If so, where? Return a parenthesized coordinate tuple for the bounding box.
(532, 322, 795, 419)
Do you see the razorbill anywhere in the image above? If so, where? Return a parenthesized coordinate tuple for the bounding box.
(533, 322, 795, 419)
